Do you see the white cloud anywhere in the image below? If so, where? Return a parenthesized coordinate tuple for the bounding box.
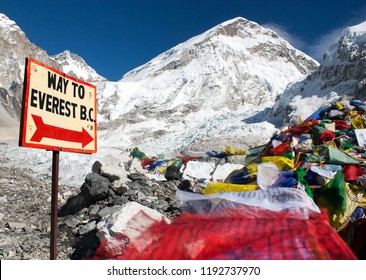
(264, 21, 341, 62)
(263, 6, 366, 63)
(306, 27, 344, 62)
(307, 7, 366, 62)
(262, 23, 306, 51)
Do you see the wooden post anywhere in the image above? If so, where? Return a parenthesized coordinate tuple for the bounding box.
(50, 150, 59, 260)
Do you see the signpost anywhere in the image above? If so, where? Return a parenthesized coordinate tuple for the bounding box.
(19, 57, 97, 259)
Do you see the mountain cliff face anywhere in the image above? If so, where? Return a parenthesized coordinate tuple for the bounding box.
(272, 21, 366, 125)
(0, 14, 64, 139)
(0, 14, 60, 119)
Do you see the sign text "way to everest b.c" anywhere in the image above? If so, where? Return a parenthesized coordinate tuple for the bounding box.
(19, 58, 97, 154)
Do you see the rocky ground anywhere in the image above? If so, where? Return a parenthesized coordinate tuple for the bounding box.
(0, 165, 77, 259)
(0, 156, 183, 260)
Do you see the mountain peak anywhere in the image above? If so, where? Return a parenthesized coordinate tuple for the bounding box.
(52, 50, 107, 82)
(102, 17, 319, 153)
(206, 17, 280, 40)
(213, 17, 250, 30)
(323, 21, 366, 65)
(0, 13, 21, 31)
(122, 16, 318, 84)
(345, 21, 366, 36)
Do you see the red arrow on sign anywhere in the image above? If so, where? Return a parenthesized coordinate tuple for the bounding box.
(30, 114, 94, 148)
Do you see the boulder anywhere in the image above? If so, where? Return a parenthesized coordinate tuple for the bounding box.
(92, 158, 130, 183)
(110, 180, 129, 195)
(96, 202, 170, 245)
(81, 173, 110, 202)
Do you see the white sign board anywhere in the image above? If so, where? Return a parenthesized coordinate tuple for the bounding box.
(19, 58, 97, 154)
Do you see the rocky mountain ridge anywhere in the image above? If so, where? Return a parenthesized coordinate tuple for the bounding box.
(272, 21, 366, 125)
(0, 14, 63, 140)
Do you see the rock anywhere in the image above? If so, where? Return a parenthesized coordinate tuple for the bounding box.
(23, 225, 33, 233)
(96, 202, 170, 243)
(128, 181, 142, 190)
(91, 161, 102, 173)
(88, 205, 100, 216)
(108, 188, 117, 199)
(22, 254, 32, 260)
(0, 196, 7, 204)
(177, 179, 194, 192)
(123, 159, 133, 171)
(70, 230, 100, 260)
(58, 193, 90, 217)
(78, 221, 96, 235)
(61, 190, 74, 200)
(128, 173, 146, 181)
(96, 205, 123, 218)
(58, 173, 111, 217)
(93, 160, 129, 183)
(165, 165, 181, 180)
(8, 250, 16, 257)
(110, 180, 129, 195)
(137, 191, 147, 200)
(100, 172, 120, 183)
(7, 222, 26, 231)
(81, 173, 110, 202)
(65, 217, 82, 228)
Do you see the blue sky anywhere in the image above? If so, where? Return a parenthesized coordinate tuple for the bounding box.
(1, 0, 366, 81)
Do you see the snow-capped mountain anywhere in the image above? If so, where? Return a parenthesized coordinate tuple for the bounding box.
(96, 17, 318, 153)
(52, 50, 107, 83)
(1, 12, 366, 187)
(0, 14, 62, 91)
(272, 21, 366, 125)
(0, 14, 63, 140)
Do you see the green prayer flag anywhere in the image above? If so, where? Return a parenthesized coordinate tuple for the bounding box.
(295, 167, 313, 199)
(130, 147, 148, 160)
(318, 145, 359, 165)
(317, 170, 347, 214)
(305, 154, 324, 163)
